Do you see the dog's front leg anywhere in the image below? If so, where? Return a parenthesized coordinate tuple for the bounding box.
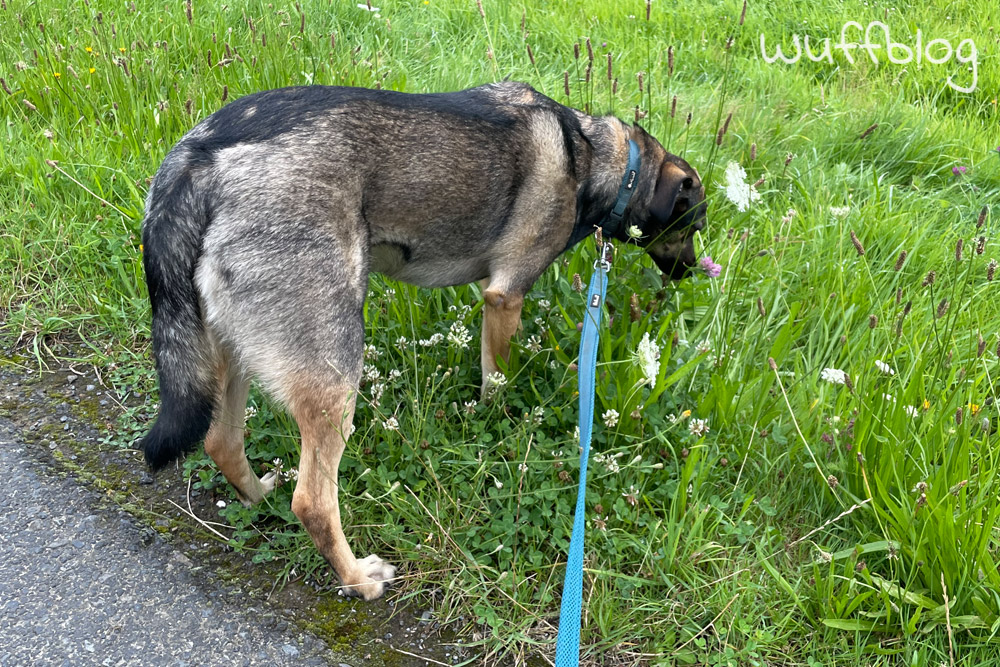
(479, 278, 524, 399)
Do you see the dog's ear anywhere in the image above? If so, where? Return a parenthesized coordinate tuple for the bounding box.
(649, 161, 696, 230)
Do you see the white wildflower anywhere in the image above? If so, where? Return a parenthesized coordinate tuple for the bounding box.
(534, 316, 545, 328)
(538, 299, 551, 310)
(527, 335, 543, 353)
(384, 287, 395, 298)
(395, 336, 409, 350)
(529, 406, 544, 426)
(419, 333, 444, 347)
(696, 340, 712, 356)
(874, 360, 895, 375)
(573, 425, 580, 442)
(388, 368, 402, 381)
(634, 332, 660, 385)
(626, 225, 643, 239)
(882, 393, 896, 403)
(688, 418, 709, 437)
(364, 344, 381, 360)
(486, 372, 507, 388)
(518, 462, 528, 473)
(272, 458, 283, 468)
(904, 405, 919, 418)
(447, 321, 473, 349)
(245, 405, 257, 420)
(382, 416, 399, 431)
(216, 500, 227, 508)
(722, 161, 761, 212)
(363, 364, 381, 382)
(820, 368, 848, 385)
(494, 478, 503, 489)
(463, 400, 477, 414)
(830, 205, 851, 218)
(603, 409, 619, 428)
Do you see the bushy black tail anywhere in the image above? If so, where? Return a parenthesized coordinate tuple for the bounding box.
(140, 155, 216, 471)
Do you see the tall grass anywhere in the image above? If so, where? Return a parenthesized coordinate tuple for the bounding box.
(2, 0, 999, 663)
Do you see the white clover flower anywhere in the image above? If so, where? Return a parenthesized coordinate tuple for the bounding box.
(821, 368, 848, 385)
(384, 287, 395, 298)
(626, 225, 643, 239)
(573, 425, 580, 442)
(882, 393, 896, 403)
(464, 400, 477, 414)
(689, 418, 709, 437)
(382, 416, 399, 431)
(634, 332, 660, 385)
(388, 369, 402, 381)
(395, 336, 409, 350)
(486, 372, 507, 387)
(602, 409, 619, 428)
(494, 478, 503, 489)
(419, 333, 444, 347)
(527, 335, 543, 353)
(534, 316, 545, 328)
(874, 360, 895, 375)
(904, 405, 919, 418)
(723, 161, 761, 213)
(245, 405, 258, 419)
(696, 340, 712, 356)
(364, 344, 381, 360)
(538, 299, 551, 310)
(529, 406, 544, 426)
(363, 364, 381, 382)
(272, 458, 283, 468)
(518, 463, 528, 473)
(447, 321, 473, 349)
(830, 205, 851, 218)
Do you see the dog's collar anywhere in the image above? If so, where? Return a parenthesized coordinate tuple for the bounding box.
(600, 139, 641, 237)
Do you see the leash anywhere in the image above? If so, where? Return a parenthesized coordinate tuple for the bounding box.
(555, 139, 640, 665)
(555, 241, 611, 666)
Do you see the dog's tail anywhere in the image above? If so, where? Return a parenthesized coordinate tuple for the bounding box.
(140, 151, 216, 471)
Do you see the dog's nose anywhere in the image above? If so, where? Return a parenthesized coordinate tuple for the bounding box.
(692, 218, 705, 232)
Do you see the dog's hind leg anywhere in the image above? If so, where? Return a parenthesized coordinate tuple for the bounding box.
(286, 375, 396, 601)
(203, 348, 277, 505)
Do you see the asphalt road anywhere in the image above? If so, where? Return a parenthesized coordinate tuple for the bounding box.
(0, 419, 345, 667)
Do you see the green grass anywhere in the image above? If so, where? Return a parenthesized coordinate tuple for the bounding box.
(3, 0, 1000, 663)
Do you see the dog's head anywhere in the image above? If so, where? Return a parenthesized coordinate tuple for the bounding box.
(634, 154, 707, 280)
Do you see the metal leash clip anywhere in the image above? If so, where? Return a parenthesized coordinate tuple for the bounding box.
(594, 241, 613, 272)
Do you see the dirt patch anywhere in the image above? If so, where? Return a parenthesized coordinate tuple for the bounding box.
(0, 351, 471, 666)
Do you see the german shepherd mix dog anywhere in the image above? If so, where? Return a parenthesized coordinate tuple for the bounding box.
(141, 82, 707, 600)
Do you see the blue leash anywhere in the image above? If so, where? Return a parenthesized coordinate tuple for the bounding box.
(555, 139, 640, 664)
(554, 244, 610, 665)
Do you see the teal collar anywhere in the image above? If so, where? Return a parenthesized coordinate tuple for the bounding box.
(600, 139, 641, 237)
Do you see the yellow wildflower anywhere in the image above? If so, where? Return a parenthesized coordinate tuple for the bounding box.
(922, 399, 931, 410)
(970, 403, 981, 415)
(53, 72, 61, 78)
(85, 46, 93, 53)
(119, 47, 126, 53)
(89, 67, 95, 73)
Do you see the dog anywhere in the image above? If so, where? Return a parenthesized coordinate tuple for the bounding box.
(140, 82, 707, 600)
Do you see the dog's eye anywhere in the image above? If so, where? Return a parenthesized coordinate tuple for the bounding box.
(682, 177, 693, 190)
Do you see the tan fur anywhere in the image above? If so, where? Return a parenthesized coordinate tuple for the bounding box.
(286, 379, 395, 600)
(203, 352, 275, 504)
(479, 282, 524, 393)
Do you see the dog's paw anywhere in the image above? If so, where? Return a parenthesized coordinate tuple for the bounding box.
(259, 471, 279, 495)
(341, 554, 396, 601)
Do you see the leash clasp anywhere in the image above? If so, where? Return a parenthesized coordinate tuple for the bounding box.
(594, 241, 613, 272)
